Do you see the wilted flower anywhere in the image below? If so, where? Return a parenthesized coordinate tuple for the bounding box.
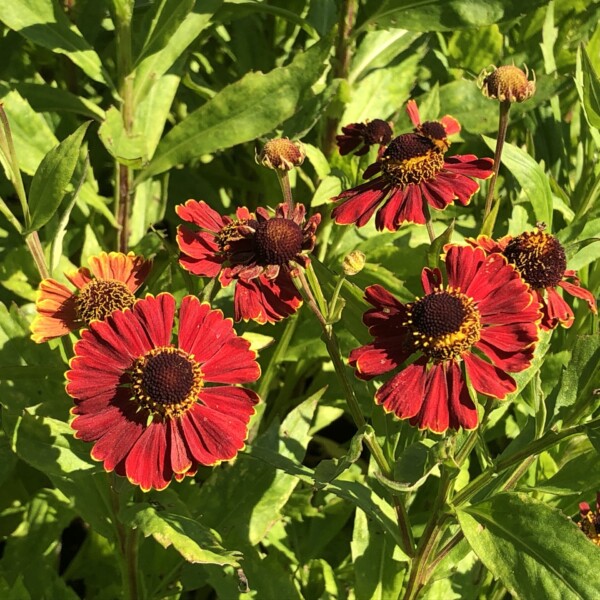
(66, 294, 260, 491)
(469, 228, 597, 329)
(331, 101, 493, 231)
(342, 250, 366, 276)
(479, 65, 536, 103)
(349, 245, 540, 433)
(258, 138, 305, 171)
(31, 252, 152, 343)
(177, 201, 320, 324)
(336, 119, 393, 157)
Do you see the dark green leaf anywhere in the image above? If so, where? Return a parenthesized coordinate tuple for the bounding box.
(580, 45, 600, 128)
(427, 220, 454, 269)
(27, 122, 90, 233)
(457, 492, 600, 600)
(139, 34, 332, 181)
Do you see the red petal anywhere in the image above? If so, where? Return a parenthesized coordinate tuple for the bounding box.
(88, 252, 151, 292)
(375, 358, 428, 419)
(544, 287, 574, 329)
(421, 267, 442, 294)
(463, 352, 516, 399)
(132, 294, 175, 348)
(559, 280, 597, 313)
(30, 278, 78, 343)
(375, 187, 410, 231)
(202, 338, 260, 384)
(444, 155, 494, 178)
(167, 419, 193, 475)
(199, 386, 258, 424)
(406, 99, 421, 126)
(445, 245, 485, 292)
(410, 363, 449, 433)
(447, 361, 478, 430)
(176, 199, 225, 232)
(332, 180, 388, 227)
(441, 115, 461, 135)
(350, 338, 412, 380)
(125, 423, 171, 491)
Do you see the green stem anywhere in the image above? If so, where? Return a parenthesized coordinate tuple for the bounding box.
(483, 101, 511, 224)
(295, 267, 415, 557)
(276, 170, 294, 212)
(423, 203, 436, 244)
(26, 232, 50, 279)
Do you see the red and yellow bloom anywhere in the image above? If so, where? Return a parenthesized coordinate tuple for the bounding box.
(578, 493, 600, 546)
(469, 229, 597, 329)
(331, 102, 493, 231)
(177, 201, 320, 324)
(66, 294, 260, 491)
(31, 252, 151, 343)
(349, 245, 540, 433)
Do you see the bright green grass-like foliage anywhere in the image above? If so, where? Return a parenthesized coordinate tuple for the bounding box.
(0, 1, 599, 599)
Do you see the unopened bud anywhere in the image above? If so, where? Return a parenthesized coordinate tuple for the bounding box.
(342, 251, 366, 276)
(478, 65, 536, 103)
(257, 138, 305, 171)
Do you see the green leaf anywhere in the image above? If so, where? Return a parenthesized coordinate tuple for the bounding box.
(0, 0, 110, 85)
(132, 0, 220, 104)
(364, 0, 548, 32)
(120, 503, 241, 566)
(457, 492, 600, 600)
(351, 508, 406, 600)
(483, 135, 553, 229)
(26, 121, 90, 233)
(427, 220, 454, 269)
(139, 33, 332, 181)
(98, 106, 147, 167)
(580, 45, 600, 129)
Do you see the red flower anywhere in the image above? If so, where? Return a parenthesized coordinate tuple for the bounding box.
(349, 245, 540, 433)
(66, 294, 260, 491)
(31, 252, 151, 343)
(177, 201, 320, 324)
(469, 229, 597, 330)
(578, 492, 600, 546)
(331, 101, 493, 231)
(336, 119, 393, 157)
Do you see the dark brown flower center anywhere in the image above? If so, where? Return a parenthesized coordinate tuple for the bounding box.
(418, 121, 447, 141)
(503, 231, 566, 289)
(130, 347, 203, 420)
(76, 279, 135, 324)
(381, 133, 445, 187)
(254, 218, 304, 266)
(364, 119, 393, 145)
(404, 290, 481, 361)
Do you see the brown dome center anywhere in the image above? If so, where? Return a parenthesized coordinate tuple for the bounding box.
(254, 218, 304, 266)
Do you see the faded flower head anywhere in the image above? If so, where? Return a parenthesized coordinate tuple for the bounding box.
(479, 65, 536, 103)
(336, 119, 393, 157)
(258, 137, 305, 171)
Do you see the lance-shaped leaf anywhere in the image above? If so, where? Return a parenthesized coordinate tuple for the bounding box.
(457, 492, 600, 600)
(0, 0, 110, 86)
(138, 34, 332, 181)
(26, 121, 90, 234)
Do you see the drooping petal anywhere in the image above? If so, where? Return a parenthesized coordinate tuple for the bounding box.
(30, 278, 79, 343)
(447, 361, 478, 430)
(376, 358, 428, 420)
(177, 227, 223, 278)
(176, 199, 226, 233)
(559, 280, 597, 314)
(544, 286, 574, 329)
(125, 423, 171, 491)
(331, 179, 388, 227)
(349, 337, 412, 380)
(444, 155, 494, 179)
(409, 363, 450, 433)
(463, 352, 516, 399)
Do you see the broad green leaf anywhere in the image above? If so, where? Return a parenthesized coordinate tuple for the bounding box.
(311, 175, 342, 208)
(483, 136, 553, 229)
(580, 45, 600, 129)
(98, 106, 148, 167)
(364, 0, 548, 32)
(128, 178, 166, 247)
(27, 121, 90, 233)
(351, 508, 406, 600)
(120, 502, 242, 566)
(0, 0, 110, 85)
(457, 492, 600, 600)
(139, 34, 332, 181)
(447, 25, 503, 73)
(132, 0, 221, 105)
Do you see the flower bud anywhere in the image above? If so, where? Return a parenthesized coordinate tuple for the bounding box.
(478, 65, 536, 103)
(257, 138, 305, 171)
(342, 250, 366, 276)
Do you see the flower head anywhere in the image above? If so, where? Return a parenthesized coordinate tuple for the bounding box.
(479, 65, 536, 103)
(349, 245, 540, 433)
(258, 138, 305, 171)
(469, 228, 597, 330)
(331, 102, 493, 231)
(578, 493, 600, 546)
(66, 294, 260, 491)
(31, 252, 152, 343)
(336, 119, 393, 157)
(177, 201, 320, 324)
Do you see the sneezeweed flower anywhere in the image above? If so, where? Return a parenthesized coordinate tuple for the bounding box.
(336, 119, 393, 157)
(31, 252, 152, 343)
(66, 294, 260, 491)
(331, 101, 494, 231)
(177, 200, 320, 324)
(349, 244, 540, 433)
(469, 228, 597, 330)
(257, 137, 305, 171)
(478, 64, 536, 103)
(578, 493, 600, 546)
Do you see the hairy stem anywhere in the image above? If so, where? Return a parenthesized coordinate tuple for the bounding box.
(276, 170, 294, 212)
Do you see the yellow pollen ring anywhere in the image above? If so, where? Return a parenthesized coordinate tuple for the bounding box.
(382, 149, 444, 187)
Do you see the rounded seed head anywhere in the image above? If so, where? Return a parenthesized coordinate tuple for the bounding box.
(479, 65, 536, 103)
(258, 138, 306, 171)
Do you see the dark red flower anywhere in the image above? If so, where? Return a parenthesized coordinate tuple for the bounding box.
(336, 119, 393, 157)
(177, 201, 320, 324)
(331, 101, 493, 231)
(578, 493, 600, 546)
(66, 294, 260, 491)
(469, 229, 597, 330)
(349, 245, 540, 433)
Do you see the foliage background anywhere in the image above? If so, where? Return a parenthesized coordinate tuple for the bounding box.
(0, 0, 599, 598)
